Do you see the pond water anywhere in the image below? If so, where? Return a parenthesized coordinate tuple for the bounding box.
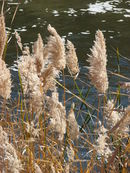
(2, 0, 130, 103)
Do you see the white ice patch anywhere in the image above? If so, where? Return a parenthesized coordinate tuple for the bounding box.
(87, 0, 125, 15)
(87, 1, 113, 14)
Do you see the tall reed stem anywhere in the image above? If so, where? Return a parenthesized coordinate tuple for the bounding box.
(96, 95, 100, 128)
(63, 69, 66, 106)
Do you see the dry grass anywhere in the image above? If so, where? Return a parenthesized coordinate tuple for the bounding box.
(0, 5, 129, 173)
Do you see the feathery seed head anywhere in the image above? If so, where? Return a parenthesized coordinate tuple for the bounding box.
(67, 104, 79, 140)
(66, 40, 79, 79)
(88, 30, 108, 93)
(0, 58, 12, 99)
(33, 33, 46, 74)
(0, 126, 23, 173)
(105, 99, 122, 128)
(105, 100, 129, 135)
(117, 106, 130, 135)
(41, 65, 59, 93)
(95, 125, 112, 159)
(47, 24, 66, 70)
(18, 55, 44, 117)
(15, 31, 23, 51)
(47, 93, 66, 141)
(0, 13, 6, 58)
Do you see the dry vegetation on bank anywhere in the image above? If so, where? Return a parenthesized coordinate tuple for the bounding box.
(0, 2, 130, 173)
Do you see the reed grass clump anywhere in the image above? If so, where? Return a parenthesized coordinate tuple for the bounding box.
(0, 8, 129, 173)
(0, 126, 23, 173)
(0, 9, 11, 99)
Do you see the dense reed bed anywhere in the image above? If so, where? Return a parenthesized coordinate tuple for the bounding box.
(0, 4, 130, 173)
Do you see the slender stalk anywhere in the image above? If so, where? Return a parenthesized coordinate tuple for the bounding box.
(116, 48, 121, 105)
(102, 94, 107, 124)
(96, 95, 100, 128)
(63, 69, 66, 107)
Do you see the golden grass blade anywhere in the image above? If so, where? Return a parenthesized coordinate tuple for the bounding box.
(108, 70, 130, 80)
(54, 79, 98, 112)
(1, 0, 4, 14)
(11, 2, 20, 25)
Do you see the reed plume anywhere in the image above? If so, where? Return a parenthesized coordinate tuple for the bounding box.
(95, 125, 111, 159)
(0, 12, 6, 58)
(18, 52, 44, 116)
(47, 24, 66, 70)
(105, 100, 129, 135)
(0, 58, 12, 99)
(0, 10, 11, 99)
(66, 40, 79, 79)
(15, 31, 23, 51)
(88, 30, 108, 93)
(46, 91, 66, 141)
(122, 105, 130, 128)
(0, 126, 23, 173)
(33, 33, 47, 75)
(67, 103, 79, 140)
(41, 65, 59, 93)
(33, 33, 60, 93)
(114, 106, 130, 135)
(105, 100, 121, 127)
